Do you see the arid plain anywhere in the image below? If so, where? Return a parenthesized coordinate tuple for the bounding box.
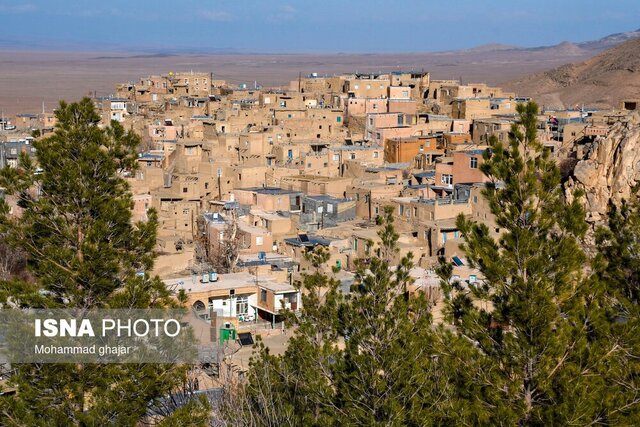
(0, 46, 602, 115)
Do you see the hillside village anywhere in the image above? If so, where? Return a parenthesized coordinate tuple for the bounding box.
(1, 66, 639, 347)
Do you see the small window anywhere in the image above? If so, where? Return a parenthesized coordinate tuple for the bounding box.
(256, 236, 264, 246)
(373, 152, 379, 158)
(182, 187, 188, 193)
(470, 157, 478, 169)
(260, 289, 267, 302)
(182, 209, 189, 215)
(349, 153, 356, 160)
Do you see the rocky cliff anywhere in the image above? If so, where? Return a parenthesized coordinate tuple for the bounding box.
(565, 112, 640, 223)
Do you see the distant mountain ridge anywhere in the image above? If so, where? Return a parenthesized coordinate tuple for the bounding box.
(441, 28, 640, 55)
(1, 29, 639, 55)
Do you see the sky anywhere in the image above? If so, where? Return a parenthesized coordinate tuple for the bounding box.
(1, 0, 639, 53)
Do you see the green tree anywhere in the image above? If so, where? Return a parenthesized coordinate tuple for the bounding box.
(438, 102, 604, 425)
(221, 207, 445, 426)
(0, 98, 209, 425)
(588, 194, 640, 424)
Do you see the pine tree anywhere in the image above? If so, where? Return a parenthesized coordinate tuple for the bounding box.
(588, 194, 640, 424)
(222, 207, 447, 426)
(438, 102, 605, 424)
(334, 206, 437, 426)
(0, 98, 209, 425)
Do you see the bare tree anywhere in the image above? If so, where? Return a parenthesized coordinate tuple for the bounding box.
(0, 236, 26, 280)
(196, 210, 242, 274)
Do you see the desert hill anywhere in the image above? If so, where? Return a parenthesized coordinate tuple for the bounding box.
(503, 37, 640, 109)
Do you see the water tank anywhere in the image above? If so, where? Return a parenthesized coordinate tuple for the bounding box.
(201, 273, 209, 283)
(209, 271, 218, 282)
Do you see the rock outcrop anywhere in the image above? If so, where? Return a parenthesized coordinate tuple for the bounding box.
(565, 112, 640, 223)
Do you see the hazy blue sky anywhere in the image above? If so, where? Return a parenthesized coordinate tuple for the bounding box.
(1, 0, 639, 52)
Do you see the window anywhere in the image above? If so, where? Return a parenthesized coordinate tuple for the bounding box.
(256, 236, 264, 246)
(260, 289, 267, 302)
(182, 187, 188, 193)
(441, 174, 453, 185)
(470, 157, 478, 169)
(333, 154, 340, 161)
(337, 116, 342, 123)
(236, 295, 248, 315)
(182, 209, 190, 215)
(349, 153, 356, 160)
(373, 151, 379, 158)
(327, 204, 334, 213)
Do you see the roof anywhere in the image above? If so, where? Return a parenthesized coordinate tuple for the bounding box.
(166, 272, 259, 293)
(413, 171, 436, 178)
(284, 234, 333, 247)
(258, 281, 297, 293)
(304, 194, 349, 203)
(238, 187, 301, 195)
